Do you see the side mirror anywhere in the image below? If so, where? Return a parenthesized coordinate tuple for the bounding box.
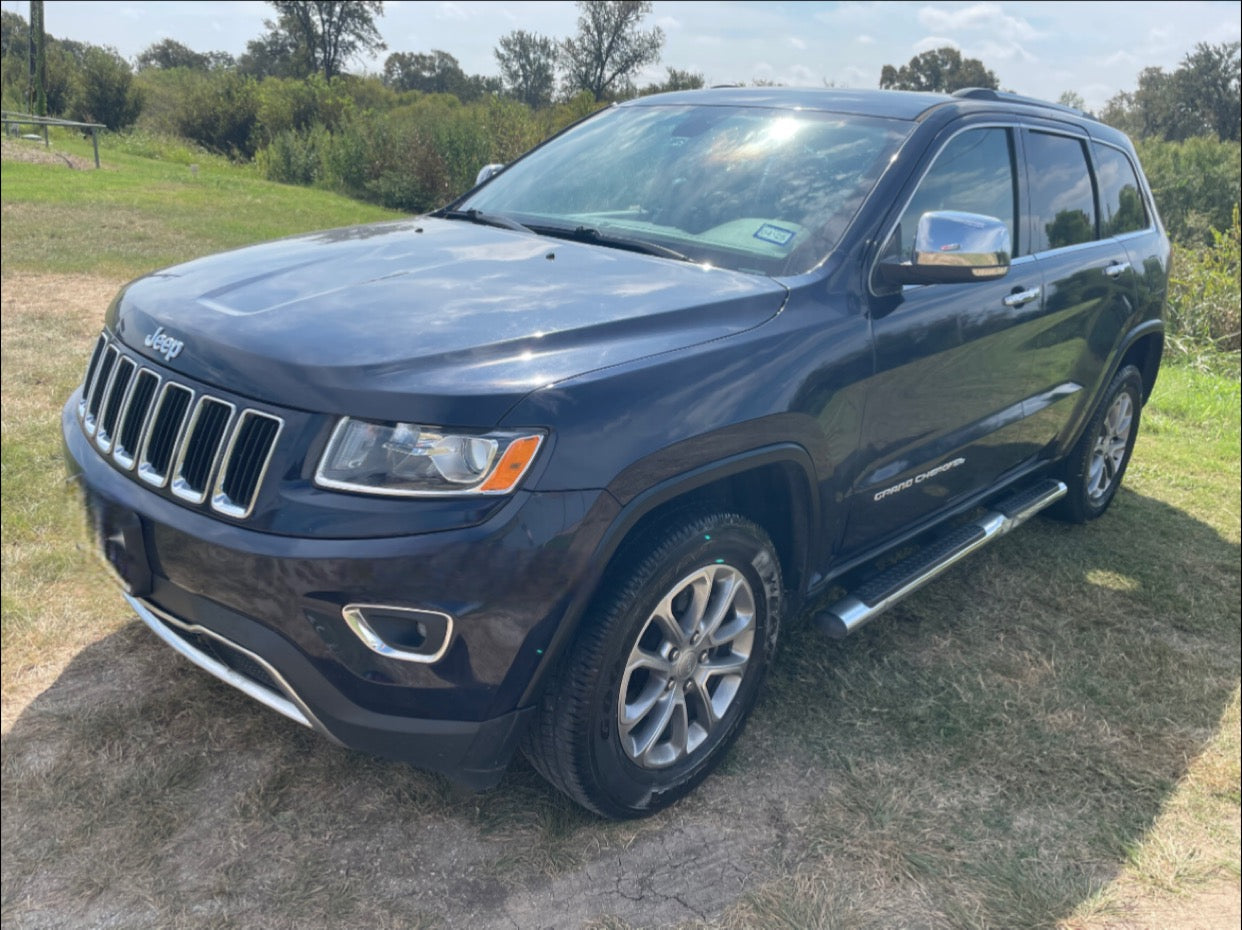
(475, 163, 505, 187)
(879, 211, 1011, 286)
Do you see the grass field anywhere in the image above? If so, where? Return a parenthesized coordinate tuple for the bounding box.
(2, 134, 1238, 929)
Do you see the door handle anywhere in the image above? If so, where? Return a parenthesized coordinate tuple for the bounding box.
(1104, 261, 1132, 278)
(1002, 287, 1041, 308)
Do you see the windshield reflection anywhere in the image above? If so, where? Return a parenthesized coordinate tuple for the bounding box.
(458, 104, 910, 276)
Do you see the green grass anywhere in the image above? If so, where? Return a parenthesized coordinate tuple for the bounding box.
(1, 140, 1238, 930)
(1, 132, 397, 278)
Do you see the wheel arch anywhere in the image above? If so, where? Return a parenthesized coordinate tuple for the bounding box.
(1117, 323, 1164, 405)
(517, 443, 819, 707)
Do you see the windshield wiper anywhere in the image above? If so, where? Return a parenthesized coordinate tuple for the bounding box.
(435, 208, 534, 234)
(541, 225, 693, 263)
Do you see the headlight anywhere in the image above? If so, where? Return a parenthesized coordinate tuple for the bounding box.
(315, 418, 544, 497)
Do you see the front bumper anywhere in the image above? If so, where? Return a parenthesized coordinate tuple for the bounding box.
(64, 396, 618, 788)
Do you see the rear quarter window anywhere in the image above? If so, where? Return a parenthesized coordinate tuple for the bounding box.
(1093, 143, 1150, 236)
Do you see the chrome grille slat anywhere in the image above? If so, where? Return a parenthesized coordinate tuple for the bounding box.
(79, 332, 284, 520)
(213, 412, 283, 518)
(138, 383, 194, 487)
(84, 345, 119, 435)
(78, 335, 107, 419)
(171, 397, 235, 504)
(96, 357, 136, 453)
(114, 370, 160, 470)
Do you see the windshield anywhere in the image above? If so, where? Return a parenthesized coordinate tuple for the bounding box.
(456, 103, 911, 276)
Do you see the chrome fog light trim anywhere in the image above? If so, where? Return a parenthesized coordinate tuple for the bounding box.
(342, 603, 455, 664)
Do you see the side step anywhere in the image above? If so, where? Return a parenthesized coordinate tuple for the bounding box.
(813, 479, 1066, 639)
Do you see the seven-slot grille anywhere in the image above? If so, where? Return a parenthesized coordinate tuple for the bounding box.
(78, 332, 283, 519)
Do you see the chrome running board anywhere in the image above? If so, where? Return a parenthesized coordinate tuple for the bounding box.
(813, 479, 1067, 639)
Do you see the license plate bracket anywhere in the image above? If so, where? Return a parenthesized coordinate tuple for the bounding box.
(85, 493, 153, 597)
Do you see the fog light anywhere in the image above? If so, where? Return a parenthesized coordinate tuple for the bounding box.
(341, 604, 454, 663)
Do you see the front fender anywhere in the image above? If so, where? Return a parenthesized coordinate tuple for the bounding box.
(515, 441, 819, 708)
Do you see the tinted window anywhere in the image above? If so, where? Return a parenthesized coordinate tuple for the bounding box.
(1025, 131, 1097, 253)
(1094, 143, 1148, 236)
(884, 127, 1017, 262)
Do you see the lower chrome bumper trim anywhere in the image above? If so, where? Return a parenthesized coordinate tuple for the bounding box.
(126, 592, 336, 741)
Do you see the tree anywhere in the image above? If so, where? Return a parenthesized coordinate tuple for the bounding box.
(560, 1, 664, 101)
(383, 50, 465, 95)
(70, 45, 142, 129)
(137, 38, 211, 71)
(247, 1, 385, 81)
(495, 30, 556, 109)
(238, 29, 304, 79)
(382, 50, 497, 102)
(879, 46, 998, 93)
(1102, 43, 1240, 143)
(1057, 90, 1085, 111)
(1172, 41, 1240, 141)
(639, 66, 705, 96)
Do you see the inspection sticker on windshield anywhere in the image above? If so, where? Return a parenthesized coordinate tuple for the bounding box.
(753, 223, 796, 247)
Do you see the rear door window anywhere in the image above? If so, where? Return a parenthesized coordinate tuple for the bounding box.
(1024, 131, 1097, 253)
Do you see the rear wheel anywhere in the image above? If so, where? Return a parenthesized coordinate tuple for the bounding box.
(523, 512, 782, 818)
(1049, 364, 1143, 523)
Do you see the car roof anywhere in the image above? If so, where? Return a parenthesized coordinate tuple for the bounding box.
(620, 87, 1111, 135)
(620, 86, 955, 121)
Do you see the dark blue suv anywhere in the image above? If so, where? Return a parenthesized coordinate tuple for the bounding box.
(64, 87, 1169, 818)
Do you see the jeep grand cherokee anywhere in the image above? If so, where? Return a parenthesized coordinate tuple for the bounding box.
(64, 87, 1168, 818)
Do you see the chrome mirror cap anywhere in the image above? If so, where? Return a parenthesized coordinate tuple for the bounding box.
(882, 211, 1011, 286)
(474, 163, 505, 187)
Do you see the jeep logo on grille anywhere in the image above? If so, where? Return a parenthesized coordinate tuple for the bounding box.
(144, 326, 184, 362)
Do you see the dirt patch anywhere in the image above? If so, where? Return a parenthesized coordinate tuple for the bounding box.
(2, 136, 93, 170)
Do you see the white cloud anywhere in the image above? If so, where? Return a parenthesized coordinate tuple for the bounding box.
(655, 15, 681, 30)
(435, 2, 470, 20)
(913, 35, 960, 54)
(973, 40, 1037, 64)
(855, 34, 876, 45)
(789, 37, 807, 50)
(839, 65, 870, 86)
(917, 3, 1040, 41)
(787, 64, 819, 85)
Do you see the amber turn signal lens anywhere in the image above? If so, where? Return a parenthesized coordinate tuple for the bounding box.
(478, 435, 543, 492)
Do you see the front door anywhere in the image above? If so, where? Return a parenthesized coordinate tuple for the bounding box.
(843, 124, 1044, 554)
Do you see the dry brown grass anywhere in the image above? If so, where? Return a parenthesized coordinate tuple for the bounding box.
(1, 272, 132, 732)
(0, 137, 94, 171)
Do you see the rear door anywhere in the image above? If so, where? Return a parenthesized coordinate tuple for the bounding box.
(1020, 127, 1139, 450)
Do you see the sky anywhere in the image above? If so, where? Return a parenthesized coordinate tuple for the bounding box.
(3, 0, 1240, 112)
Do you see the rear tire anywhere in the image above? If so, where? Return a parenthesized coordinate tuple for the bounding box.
(523, 512, 782, 818)
(1048, 364, 1143, 523)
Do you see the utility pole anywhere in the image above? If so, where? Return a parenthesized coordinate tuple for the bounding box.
(31, 0, 47, 116)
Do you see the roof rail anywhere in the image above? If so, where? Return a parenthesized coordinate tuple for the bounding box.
(951, 87, 1093, 120)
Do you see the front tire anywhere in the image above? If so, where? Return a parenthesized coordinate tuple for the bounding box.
(523, 512, 782, 818)
(1049, 364, 1144, 523)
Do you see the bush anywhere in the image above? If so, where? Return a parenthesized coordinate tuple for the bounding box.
(1165, 204, 1241, 365)
(1138, 137, 1241, 246)
(255, 75, 353, 142)
(167, 70, 260, 158)
(256, 124, 332, 185)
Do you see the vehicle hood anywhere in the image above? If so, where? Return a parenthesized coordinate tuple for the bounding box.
(109, 217, 787, 425)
